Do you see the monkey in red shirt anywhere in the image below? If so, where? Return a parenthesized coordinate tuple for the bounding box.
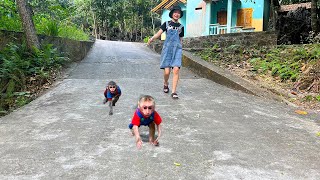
(129, 95, 162, 149)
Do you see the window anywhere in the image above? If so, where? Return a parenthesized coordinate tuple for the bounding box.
(237, 8, 253, 28)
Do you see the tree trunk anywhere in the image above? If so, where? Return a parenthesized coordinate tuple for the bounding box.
(135, 16, 138, 42)
(103, 20, 108, 40)
(270, 0, 275, 31)
(16, 0, 40, 50)
(124, 20, 128, 41)
(269, 0, 279, 31)
(92, 11, 98, 39)
(151, 11, 155, 34)
(141, 15, 143, 41)
(311, 0, 319, 33)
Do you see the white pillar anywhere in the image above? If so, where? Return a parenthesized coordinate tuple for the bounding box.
(205, 2, 212, 35)
(227, 0, 233, 33)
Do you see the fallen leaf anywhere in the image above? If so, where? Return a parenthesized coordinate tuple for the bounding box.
(301, 63, 306, 71)
(174, 162, 181, 166)
(316, 132, 320, 137)
(291, 91, 297, 95)
(295, 110, 308, 115)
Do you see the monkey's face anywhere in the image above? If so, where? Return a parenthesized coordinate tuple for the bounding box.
(109, 85, 116, 93)
(139, 101, 154, 118)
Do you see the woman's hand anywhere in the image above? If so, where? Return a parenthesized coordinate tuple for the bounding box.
(147, 38, 153, 45)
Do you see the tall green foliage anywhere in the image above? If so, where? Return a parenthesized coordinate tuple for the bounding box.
(1, 0, 162, 41)
(0, 0, 89, 40)
(0, 0, 22, 31)
(0, 42, 68, 115)
(91, 0, 161, 41)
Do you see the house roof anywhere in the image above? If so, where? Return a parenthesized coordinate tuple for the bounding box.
(151, 0, 187, 13)
(279, 2, 311, 12)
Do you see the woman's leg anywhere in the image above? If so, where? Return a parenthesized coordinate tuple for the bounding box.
(172, 67, 180, 94)
(163, 68, 170, 86)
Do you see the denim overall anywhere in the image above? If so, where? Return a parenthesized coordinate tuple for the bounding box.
(160, 21, 183, 69)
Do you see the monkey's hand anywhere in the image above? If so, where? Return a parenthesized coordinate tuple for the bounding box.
(136, 137, 142, 149)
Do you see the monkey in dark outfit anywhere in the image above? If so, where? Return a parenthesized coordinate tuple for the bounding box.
(103, 81, 121, 115)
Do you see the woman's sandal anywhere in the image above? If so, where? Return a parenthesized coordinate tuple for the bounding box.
(171, 93, 179, 99)
(163, 84, 169, 93)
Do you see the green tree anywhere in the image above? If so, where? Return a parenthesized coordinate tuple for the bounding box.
(90, 0, 161, 41)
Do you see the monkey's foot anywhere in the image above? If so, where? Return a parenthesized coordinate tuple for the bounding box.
(150, 140, 159, 146)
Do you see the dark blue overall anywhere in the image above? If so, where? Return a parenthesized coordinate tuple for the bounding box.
(128, 109, 155, 129)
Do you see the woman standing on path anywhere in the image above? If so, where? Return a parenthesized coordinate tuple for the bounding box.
(148, 5, 184, 99)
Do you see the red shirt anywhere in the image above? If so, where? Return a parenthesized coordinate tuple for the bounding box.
(131, 110, 162, 126)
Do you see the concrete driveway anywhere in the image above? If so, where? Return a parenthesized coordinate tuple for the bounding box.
(0, 39, 319, 179)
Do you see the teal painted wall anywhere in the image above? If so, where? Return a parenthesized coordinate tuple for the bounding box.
(161, 9, 170, 23)
(185, 0, 209, 37)
(211, 0, 264, 24)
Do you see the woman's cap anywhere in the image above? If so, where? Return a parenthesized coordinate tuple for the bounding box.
(169, 5, 183, 18)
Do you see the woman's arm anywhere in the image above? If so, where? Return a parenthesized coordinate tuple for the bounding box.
(147, 29, 164, 45)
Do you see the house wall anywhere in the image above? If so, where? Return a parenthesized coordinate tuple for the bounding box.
(240, 0, 264, 31)
(185, 0, 208, 37)
(211, 0, 265, 31)
(158, 0, 269, 38)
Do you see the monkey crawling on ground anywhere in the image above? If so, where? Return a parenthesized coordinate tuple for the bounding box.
(128, 95, 162, 149)
(103, 81, 121, 115)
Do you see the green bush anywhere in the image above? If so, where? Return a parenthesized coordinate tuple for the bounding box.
(35, 17, 59, 36)
(0, 16, 22, 31)
(143, 36, 150, 43)
(58, 24, 89, 41)
(198, 44, 320, 82)
(0, 42, 68, 115)
(34, 17, 89, 40)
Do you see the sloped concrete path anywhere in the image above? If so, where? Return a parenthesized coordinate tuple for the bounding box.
(0, 40, 319, 179)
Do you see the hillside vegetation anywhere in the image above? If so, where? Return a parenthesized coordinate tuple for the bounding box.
(196, 44, 320, 111)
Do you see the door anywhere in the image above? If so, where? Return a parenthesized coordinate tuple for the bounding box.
(217, 11, 227, 34)
(217, 11, 227, 25)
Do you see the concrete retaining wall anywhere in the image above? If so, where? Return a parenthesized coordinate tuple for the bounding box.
(183, 31, 277, 48)
(149, 31, 277, 53)
(0, 30, 94, 62)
